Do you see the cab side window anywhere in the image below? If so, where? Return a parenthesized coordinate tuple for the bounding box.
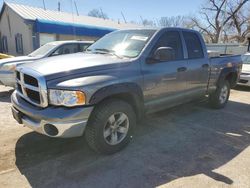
(51, 44, 78, 56)
(183, 32, 204, 59)
(152, 31, 184, 61)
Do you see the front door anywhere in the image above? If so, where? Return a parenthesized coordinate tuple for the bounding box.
(142, 31, 188, 113)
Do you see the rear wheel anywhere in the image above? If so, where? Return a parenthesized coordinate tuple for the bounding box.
(209, 80, 230, 109)
(85, 99, 136, 154)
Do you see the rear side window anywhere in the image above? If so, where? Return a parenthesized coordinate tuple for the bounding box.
(79, 43, 91, 52)
(183, 32, 204, 59)
(152, 31, 184, 60)
(51, 44, 78, 56)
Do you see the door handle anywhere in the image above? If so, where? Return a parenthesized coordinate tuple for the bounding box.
(202, 64, 209, 68)
(177, 67, 187, 72)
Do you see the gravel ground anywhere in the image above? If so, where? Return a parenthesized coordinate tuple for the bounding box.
(0, 85, 249, 188)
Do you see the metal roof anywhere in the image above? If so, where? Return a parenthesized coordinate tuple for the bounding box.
(1, 2, 140, 30)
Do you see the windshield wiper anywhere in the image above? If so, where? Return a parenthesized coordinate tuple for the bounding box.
(91, 48, 123, 59)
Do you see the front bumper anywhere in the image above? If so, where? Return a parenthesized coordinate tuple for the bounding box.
(0, 70, 15, 87)
(11, 91, 94, 138)
(238, 73, 250, 87)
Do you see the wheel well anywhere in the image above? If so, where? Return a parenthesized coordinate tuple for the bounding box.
(225, 72, 238, 88)
(96, 93, 144, 119)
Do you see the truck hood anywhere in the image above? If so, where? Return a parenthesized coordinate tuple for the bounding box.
(20, 53, 131, 80)
(242, 64, 250, 73)
(0, 56, 39, 66)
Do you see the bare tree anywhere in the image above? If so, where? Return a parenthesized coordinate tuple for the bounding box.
(192, 0, 249, 43)
(88, 9, 108, 19)
(227, 4, 250, 42)
(141, 19, 155, 26)
(159, 16, 187, 27)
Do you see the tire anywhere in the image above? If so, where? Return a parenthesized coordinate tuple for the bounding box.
(209, 80, 230, 109)
(85, 99, 136, 154)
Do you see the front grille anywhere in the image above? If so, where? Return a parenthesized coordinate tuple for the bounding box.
(17, 83, 23, 94)
(15, 68, 48, 107)
(24, 74, 39, 87)
(16, 71, 20, 80)
(26, 88, 41, 103)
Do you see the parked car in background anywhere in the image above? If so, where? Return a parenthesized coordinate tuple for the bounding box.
(238, 53, 250, 87)
(0, 40, 93, 87)
(11, 28, 242, 154)
(0, 53, 14, 59)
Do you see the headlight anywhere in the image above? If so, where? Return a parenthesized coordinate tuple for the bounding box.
(49, 89, 86, 107)
(1, 63, 16, 71)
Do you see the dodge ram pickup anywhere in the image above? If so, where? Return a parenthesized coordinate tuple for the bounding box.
(11, 28, 242, 154)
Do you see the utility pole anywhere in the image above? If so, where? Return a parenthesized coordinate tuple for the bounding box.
(74, 1, 79, 16)
(219, 0, 227, 43)
(140, 16, 144, 26)
(100, 8, 105, 19)
(58, 1, 61, 12)
(121, 11, 127, 23)
(42, 0, 46, 10)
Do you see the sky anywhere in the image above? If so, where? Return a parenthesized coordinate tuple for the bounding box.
(0, 0, 202, 23)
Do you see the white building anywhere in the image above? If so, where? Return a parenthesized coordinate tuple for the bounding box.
(0, 2, 138, 56)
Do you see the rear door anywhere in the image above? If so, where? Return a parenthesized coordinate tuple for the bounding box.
(182, 31, 210, 97)
(142, 31, 188, 112)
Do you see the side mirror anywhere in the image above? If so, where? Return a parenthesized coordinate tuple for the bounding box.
(147, 47, 175, 64)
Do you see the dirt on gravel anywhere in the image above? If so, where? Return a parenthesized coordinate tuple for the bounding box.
(0, 85, 250, 188)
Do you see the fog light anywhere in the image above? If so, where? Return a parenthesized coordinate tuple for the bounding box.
(44, 124, 59, 136)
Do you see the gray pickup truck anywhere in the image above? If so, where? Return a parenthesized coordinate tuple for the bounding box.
(11, 28, 242, 154)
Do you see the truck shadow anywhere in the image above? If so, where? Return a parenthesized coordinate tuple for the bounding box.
(15, 100, 250, 188)
(0, 89, 14, 103)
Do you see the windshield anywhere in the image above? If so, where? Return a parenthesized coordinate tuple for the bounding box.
(87, 29, 156, 58)
(242, 55, 250, 64)
(28, 43, 57, 57)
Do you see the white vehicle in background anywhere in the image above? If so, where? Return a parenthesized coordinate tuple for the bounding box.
(0, 40, 93, 88)
(238, 53, 250, 87)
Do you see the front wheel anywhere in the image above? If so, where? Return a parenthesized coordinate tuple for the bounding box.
(85, 99, 136, 154)
(209, 80, 230, 109)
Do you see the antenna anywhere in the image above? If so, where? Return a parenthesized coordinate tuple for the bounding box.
(74, 1, 79, 16)
(42, 0, 46, 10)
(58, 1, 61, 12)
(121, 11, 127, 23)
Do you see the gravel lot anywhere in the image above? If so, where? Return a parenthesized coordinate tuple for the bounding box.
(0, 85, 249, 188)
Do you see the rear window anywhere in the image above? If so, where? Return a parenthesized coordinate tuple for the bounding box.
(183, 32, 204, 59)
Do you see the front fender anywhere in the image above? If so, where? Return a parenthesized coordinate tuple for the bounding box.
(89, 83, 144, 104)
(89, 83, 144, 119)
